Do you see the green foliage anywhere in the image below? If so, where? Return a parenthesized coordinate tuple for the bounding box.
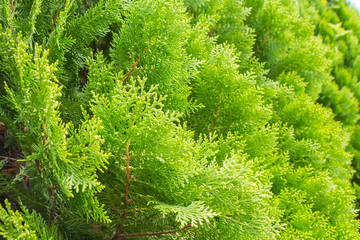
(90, 78, 277, 237)
(0, 199, 60, 240)
(0, 0, 360, 239)
(298, 0, 360, 216)
(275, 188, 337, 239)
(0, 28, 110, 224)
(318, 81, 359, 125)
(245, 0, 332, 99)
(187, 42, 271, 137)
(110, 0, 196, 112)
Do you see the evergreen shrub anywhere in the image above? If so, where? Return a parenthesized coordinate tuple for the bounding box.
(0, 0, 360, 239)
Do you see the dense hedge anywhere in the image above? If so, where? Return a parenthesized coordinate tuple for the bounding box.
(1, 0, 360, 239)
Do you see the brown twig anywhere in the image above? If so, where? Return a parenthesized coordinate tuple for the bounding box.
(110, 143, 134, 240)
(47, 185, 60, 230)
(52, 10, 60, 30)
(175, 232, 184, 240)
(35, 123, 47, 172)
(0, 156, 19, 161)
(210, 107, 220, 134)
(110, 229, 120, 240)
(122, 142, 131, 219)
(114, 224, 192, 239)
(252, 31, 270, 57)
(112, 143, 132, 240)
(9, 0, 15, 34)
(207, 26, 216, 36)
(125, 142, 130, 206)
(34, 159, 42, 171)
(122, 61, 139, 84)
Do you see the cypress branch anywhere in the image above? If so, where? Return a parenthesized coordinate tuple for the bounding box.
(252, 31, 270, 57)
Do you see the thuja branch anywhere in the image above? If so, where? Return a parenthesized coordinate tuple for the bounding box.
(252, 31, 270, 57)
(114, 224, 192, 239)
(122, 142, 132, 219)
(122, 61, 139, 84)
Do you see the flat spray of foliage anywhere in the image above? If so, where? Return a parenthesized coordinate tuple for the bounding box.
(0, 0, 360, 239)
